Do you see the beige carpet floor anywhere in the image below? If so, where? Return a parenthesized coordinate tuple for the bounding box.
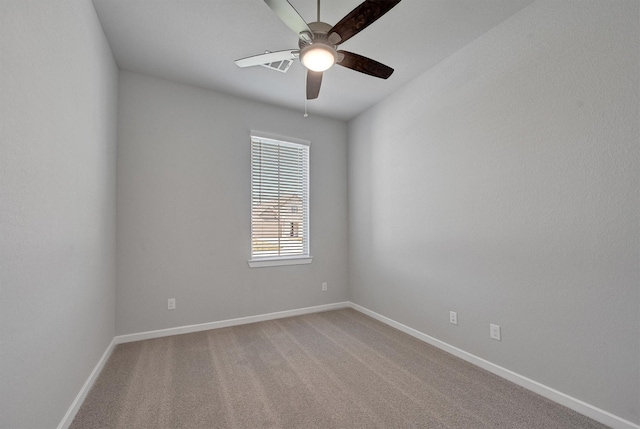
(71, 309, 609, 428)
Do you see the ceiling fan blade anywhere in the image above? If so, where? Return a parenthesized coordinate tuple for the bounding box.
(337, 50, 394, 79)
(306, 70, 323, 99)
(329, 0, 401, 45)
(235, 50, 299, 68)
(264, 0, 313, 42)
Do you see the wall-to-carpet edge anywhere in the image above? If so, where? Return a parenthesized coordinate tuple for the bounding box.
(60, 302, 638, 429)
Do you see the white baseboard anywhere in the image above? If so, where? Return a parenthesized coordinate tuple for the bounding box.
(59, 301, 638, 429)
(115, 301, 351, 344)
(57, 337, 117, 429)
(348, 302, 639, 429)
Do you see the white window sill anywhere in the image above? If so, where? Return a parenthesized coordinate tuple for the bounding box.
(248, 257, 313, 268)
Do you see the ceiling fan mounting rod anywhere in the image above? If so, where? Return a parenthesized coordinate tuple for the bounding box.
(317, 0, 320, 22)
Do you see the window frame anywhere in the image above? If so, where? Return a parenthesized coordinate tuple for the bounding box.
(248, 131, 312, 268)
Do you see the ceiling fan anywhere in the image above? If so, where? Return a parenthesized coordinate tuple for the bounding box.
(234, 0, 401, 100)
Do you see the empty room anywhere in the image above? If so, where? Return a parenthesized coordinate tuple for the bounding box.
(1, 0, 638, 428)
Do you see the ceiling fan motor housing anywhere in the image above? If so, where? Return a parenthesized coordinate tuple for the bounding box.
(298, 21, 336, 49)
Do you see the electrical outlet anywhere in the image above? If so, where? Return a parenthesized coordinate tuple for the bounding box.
(490, 323, 501, 341)
(167, 298, 176, 310)
(322, 282, 328, 292)
(449, 311, 458, 325)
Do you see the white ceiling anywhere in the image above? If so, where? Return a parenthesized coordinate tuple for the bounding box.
(92, 0, 535, 121)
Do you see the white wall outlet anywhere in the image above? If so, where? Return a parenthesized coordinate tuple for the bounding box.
(322, 282, 328, 292)
(167, 298, 176, 310)
(490, 323, 501, 341)
(449, 311, 458, 325)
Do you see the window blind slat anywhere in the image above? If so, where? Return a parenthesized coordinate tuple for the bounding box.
(251, 136, 309, 260)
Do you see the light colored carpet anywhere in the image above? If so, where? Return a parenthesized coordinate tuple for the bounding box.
(71, 309, 609, 428)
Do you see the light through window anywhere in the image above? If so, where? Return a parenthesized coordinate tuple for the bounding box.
(250, 134, 310, 263)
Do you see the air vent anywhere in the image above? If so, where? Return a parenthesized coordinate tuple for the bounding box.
(260, 59, 293, 73)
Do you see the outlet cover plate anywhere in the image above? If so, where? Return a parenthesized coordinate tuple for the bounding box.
(490, 323, 501, 341)
(449, 311, 458, 325)
(168, 298, 176, 310)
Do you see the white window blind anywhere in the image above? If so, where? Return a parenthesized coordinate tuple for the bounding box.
(251, 135, 309, 262)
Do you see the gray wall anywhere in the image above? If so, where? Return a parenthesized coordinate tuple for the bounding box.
(0, 1, 118, 428)
(116, 71, 348, 335)
(348, 0, 639, 425)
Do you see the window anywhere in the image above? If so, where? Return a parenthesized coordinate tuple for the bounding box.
(249, 133, 311, 268)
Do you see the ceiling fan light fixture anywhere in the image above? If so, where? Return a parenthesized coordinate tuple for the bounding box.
(300, 44, 336, 72)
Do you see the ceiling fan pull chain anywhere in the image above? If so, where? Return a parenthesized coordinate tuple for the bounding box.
(304, 70, 309, 117)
